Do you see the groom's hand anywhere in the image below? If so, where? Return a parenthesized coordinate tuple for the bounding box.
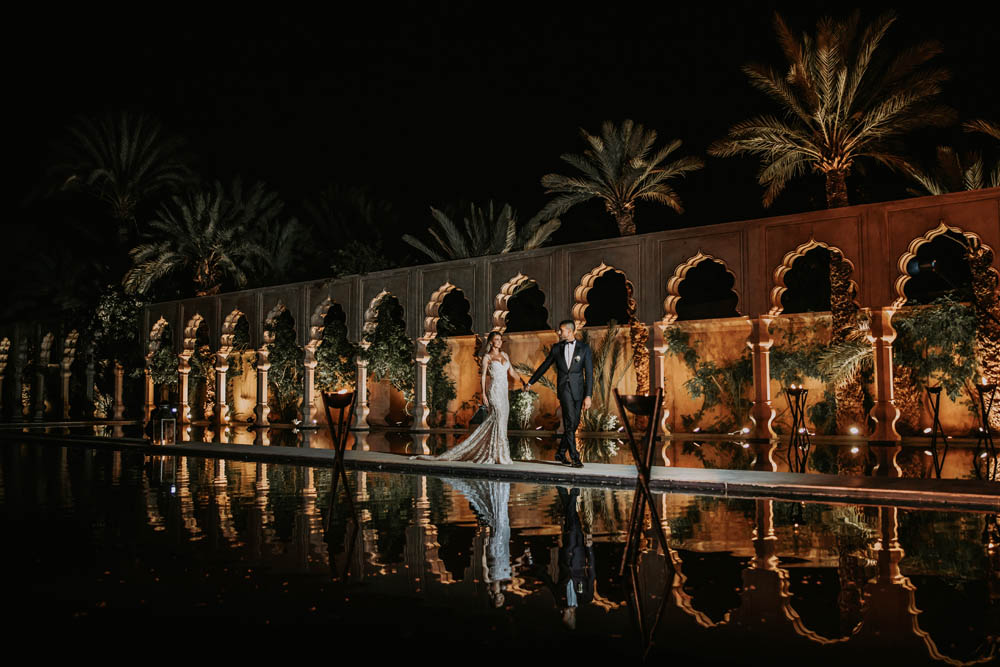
(583, 396, 592, 410)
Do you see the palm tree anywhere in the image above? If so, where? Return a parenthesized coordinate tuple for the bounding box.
(48, 111, 194, 235)
(906, 119, 1000, 195)
(403, 201, 560, 262)
(708, 11, 954, 208)
(538, 119, 704, 236)
(303, 184, 397, 276)
(123, 180, 274, 297)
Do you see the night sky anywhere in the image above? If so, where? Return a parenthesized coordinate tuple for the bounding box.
(6, 2, 999, 301)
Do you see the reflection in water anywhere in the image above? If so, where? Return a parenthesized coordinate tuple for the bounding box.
(0, 444, 995, 661)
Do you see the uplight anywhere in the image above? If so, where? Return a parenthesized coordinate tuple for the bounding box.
(923, 427, 932, 434)
(849, 426, 859, 435)
(741, 427, 750, 434)
(850, 446, 859, 454)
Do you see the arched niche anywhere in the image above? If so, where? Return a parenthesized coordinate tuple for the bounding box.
(263, 302, 294, 346)
(148, 317, 172, 360)
(181, 314, 210, 360)
(61, 330, 80, 369)
(0, 337, 9, 375)
(770, 240, 860, 315)
(493, 273, 550, 333)
(664, 252, 740, 321)
(894, 221, 992, 306)
(424, 282, 473, 338)
(573, 263, 636, 329)
(364, 290, 406, 338)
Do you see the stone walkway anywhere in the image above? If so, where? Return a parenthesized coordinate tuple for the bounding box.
(3, 430, 997, 511)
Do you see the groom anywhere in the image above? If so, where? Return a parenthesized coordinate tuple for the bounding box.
(525, 319, 593, 468)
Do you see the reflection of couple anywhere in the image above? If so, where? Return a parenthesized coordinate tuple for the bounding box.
(414, 320, 594, 468)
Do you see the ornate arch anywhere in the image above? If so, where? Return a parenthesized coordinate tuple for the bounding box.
(663, 251, 741, 320)
(39, 332, 56, 366)
(893, 220, 997, 307)
(769, 239, 860, 315)
(0, 337, 9, 375)
(219, 309, 246, 357)
(61, 330, 80, 370)
(493, 273, 536, 332)
(147, 317, 170, 361)
(424, 282, 466, 339)
(572, 262, 636, 330)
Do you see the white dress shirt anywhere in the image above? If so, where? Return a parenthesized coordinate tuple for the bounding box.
(563, 340, 575, 368)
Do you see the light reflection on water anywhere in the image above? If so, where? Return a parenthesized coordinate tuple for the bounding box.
(0, 443, 995, 661)
(32, 422, 990, 479)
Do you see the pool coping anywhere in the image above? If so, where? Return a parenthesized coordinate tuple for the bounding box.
(3, 430, 997, 511)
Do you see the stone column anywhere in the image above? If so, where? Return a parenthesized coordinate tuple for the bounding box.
(214, 353, 229, 428)
(302, 357, 317, 426)
(652, 319, 675, 435)
(33, 367, 47, 421)
(177, 356, 191, 425)
(353, 350, 371, 430)
(0, 374, 5, 419)
(113, 363, 125, 419)
(143, 366, 155, 421)
(866, 307, 902, 477)
(255, 346, 270, 427)
(412, 337, 431, 432)
(746, 316, 777, 471)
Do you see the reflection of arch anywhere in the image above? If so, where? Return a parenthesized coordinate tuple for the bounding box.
(219, 309, 246, 357)
(893, 220, 996, 307)
(770, 239, 860, 316)
(423, 282, 473, 339)
(572, 263, 636, 330)
(147, 317, 170, 361)
(664, 251, 741, 320)
(61, 330, 80, 369)
(39, 332, 55, 366)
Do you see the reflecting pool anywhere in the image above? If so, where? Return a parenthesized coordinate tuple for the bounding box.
(0, 442, 996, 661)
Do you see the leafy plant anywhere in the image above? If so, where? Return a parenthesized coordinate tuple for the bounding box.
(403, 201, 559, 262)
(363, 297, 415, 408)
(426, 337, 456, 425)
(315, 318, 358, 392)
(264, 310, 303, 422)
(539, 119, 703, 236)
(580, 321, 633, 432)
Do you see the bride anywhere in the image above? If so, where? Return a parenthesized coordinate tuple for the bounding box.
(412, 331, 524, 464)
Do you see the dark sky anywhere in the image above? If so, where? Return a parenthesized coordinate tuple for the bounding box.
(8, 2, 1000, 257)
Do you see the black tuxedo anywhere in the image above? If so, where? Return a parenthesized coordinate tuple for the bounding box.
(528, 338, 594, 462)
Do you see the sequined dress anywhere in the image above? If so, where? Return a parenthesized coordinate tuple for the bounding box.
(414, 357, 512, 464)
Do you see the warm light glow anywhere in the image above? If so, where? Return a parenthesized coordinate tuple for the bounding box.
(924, 450, 933, 456)
(693, 427, 701, 433)
(741, 427, 750, 434)
(849, 426, 859, 435)
(741, 442, 749, 449)
(336, 388, 350, 394)
(923, 427, 932, 434)
(850, 446, 860, 454)
(798, 427, 805, 434)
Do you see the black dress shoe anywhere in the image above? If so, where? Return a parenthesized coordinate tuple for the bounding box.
(570, 460, 584, 468)
(554, 452, 570, 465)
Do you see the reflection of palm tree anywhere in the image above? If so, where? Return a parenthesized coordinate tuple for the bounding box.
(539, 119, 703, 236)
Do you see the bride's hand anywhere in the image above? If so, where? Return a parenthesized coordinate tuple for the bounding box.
(482, 396, 489, 408)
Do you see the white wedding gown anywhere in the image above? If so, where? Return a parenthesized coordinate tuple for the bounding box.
(414, 357, 513, 464)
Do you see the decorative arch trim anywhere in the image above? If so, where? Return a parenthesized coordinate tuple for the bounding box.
(893, 220, 997, 307)
(572, 262, 635, 330)
(492, 273, 537, 333)
(0, 337, 10, 375)
(39, 332, 56, 366)
(306, 297, 334, 352)
(363, 290, 394, 339)
(219, 309, 246, 357)
(181, 314, 206, 359)
(262, 301, 289, 346)
(423, 282, 466, 339)
(769, 238, 860, 316)
(147, 317, 170, 362)
(663, 251, 741, 320)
